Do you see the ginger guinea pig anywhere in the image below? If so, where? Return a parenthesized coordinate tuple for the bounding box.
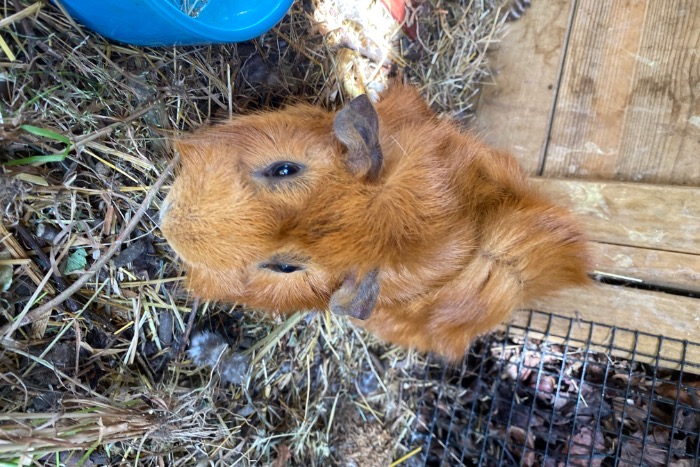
(160, 83, 589, 361)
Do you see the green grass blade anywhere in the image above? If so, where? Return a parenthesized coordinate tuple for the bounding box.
(4, 125, 72, 166)
(20, 124, 71, 145)
(2, 154, 67, 166)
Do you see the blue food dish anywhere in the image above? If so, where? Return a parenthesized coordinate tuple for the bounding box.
(58, 0, 294, 46)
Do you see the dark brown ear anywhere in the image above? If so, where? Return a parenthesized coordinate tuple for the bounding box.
(329, 269, 380, 320)
(333, 94, 383, 181)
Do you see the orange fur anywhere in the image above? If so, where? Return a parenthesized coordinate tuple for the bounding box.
(161, 84, 590, 360)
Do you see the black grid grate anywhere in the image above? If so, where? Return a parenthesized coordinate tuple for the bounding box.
(402, 310, 700, 467)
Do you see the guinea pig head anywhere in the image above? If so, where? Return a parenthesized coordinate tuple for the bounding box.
(161, 96, 385, 319)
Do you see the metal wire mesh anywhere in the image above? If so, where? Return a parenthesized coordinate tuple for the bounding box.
(402, 310, 700, 467)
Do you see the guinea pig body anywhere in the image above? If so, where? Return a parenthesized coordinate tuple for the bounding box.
(161, 84, 589, 360)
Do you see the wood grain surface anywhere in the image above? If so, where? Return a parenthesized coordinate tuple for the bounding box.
(477, 2, 700, 365)
(532, 178, 700, 254)
(542, 0, 700, 185)
(509, 299, 700, 371)
(591, 242, 700, 293)
(474, 0, 574, 174)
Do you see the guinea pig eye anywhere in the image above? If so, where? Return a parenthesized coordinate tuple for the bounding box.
(261, 262, 302, 273)
(261, 161, 304, 178)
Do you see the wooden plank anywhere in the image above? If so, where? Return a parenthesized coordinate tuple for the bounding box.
(529, 283, 700, 344)
(531, 178, 700, 254)
(509, 283, 700, 372)
(507, 308, 700, 373)
(542, 0, 700, 185)
(474, 0, 573, 174)
(591, 242, 700, 294)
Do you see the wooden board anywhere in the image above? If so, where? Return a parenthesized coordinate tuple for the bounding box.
(528, 282, 700, 343)
(542, 0, 700, 185)
(591, 243, 700, 294)
(532, 178, 700, 254)
(474, 0, 574, 174)
(524, 177, 700, 371)
(507, 307, 700, 373)
(476, 3, 700, 370)
(512, 283, 700, 372)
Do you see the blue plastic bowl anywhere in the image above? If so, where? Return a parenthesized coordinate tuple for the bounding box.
(58, 0, 294, 46)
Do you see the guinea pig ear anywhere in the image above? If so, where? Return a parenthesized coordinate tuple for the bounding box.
(329, 269, 380, 320)
(333, 95, 383, 182)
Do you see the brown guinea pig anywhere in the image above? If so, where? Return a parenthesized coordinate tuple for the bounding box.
(160, 83, 589, 361)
